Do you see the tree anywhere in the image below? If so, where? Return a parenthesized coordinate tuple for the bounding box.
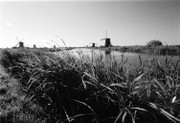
(146, 40, 163, 47)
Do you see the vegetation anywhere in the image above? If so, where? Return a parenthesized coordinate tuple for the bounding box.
(0, 48, 180, 123)
(109, 41, 179, 55)
(146, 40, 163, 47)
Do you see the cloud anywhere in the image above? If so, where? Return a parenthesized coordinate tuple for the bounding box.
(6, 22, 12, 27)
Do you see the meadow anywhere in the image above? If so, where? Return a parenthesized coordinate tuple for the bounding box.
(0, 48, 180, 123)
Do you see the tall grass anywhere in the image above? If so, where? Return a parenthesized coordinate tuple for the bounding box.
(0, 48, 180, 123)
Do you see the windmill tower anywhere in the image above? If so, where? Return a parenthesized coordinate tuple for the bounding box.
(33, 44, 37, 48)
(100, 31, 111, 47)
(90, 42, 97, 47)
(19, 41, 24, 48)
(14, 37, 24, 48)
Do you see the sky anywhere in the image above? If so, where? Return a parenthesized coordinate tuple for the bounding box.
(0, 0, 180, 48)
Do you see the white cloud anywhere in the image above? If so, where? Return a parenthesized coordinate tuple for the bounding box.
(6, 22, 12, 27)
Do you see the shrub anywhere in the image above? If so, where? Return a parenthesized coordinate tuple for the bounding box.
(146, 40, 163, 47)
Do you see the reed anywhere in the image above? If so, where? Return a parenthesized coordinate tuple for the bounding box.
(0, 48, 180, 123)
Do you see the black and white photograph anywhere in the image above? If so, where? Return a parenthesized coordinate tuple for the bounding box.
(0, 0, 180, 122)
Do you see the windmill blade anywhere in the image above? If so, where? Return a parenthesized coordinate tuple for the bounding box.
(14, 43, 19, 47)
(164, 41, 168, 46)
(101, 38, 106, 41)
(105, 30, 107, 38)
(16, 37, 19, 42)
(24, 42, 30, 47)
(16, 37, 24, 42)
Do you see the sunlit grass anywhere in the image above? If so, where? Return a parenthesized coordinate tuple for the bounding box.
(0, 48, 180, 123)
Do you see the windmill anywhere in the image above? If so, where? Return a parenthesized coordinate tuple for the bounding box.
(100, 31, 111, 47)
(14, 37, 24, 48)
(33, 44, 37, 48)
(90, 42, 97, 47)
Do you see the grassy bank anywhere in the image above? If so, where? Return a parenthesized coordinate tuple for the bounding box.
(0, 48, 180, 123)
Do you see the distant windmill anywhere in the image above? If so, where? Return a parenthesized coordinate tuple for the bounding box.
(14, 37, 24, 48)
(90, 42, 97, 47)
(100, 31, 111, 47)
(33, 44, 37, 48)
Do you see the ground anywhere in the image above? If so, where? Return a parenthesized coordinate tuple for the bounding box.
(0, 62, 24, 121)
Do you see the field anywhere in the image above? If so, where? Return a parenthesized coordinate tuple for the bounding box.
(0, 48, 180, 123)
